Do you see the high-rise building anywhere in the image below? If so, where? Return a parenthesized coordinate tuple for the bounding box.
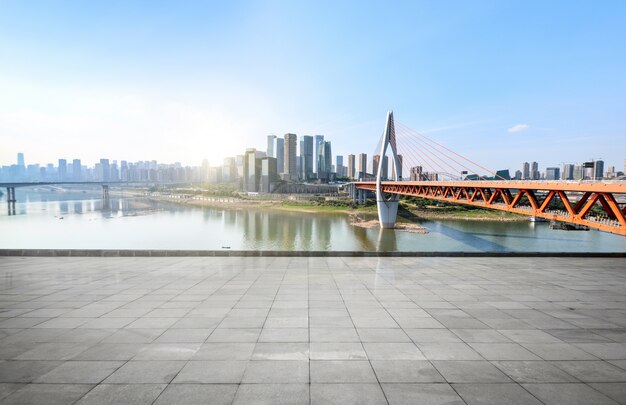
(357, 153, 367, 179)
(317, 141, 332, 181)
(72, 159, 82, 180)
(593, 160, 604, 180)
(522, 162, 530, 180)
(573, 164, 584, 180)
(222, 157, 237, 182)
(372, 155, 380, 178)
(313, 135, 324, 174)
(17, 153, 25, 168)
(99, 159, 110, 182)
(347, 154, 355, 179)
(410, 166, 427, 181)
(260, 157, 278, 192)
(562, 164, 574, 180)
(335, 155, 344, 178)
(300, 135, 313, 180)
(58, 159, 67, 181)
(120, 160, 127, 181)
(243, 148, 261, 192)
(546, 167, 560, 180)
(514, 170, 522, 180)
(531, 162, 539, 180)
(283, 133, 297, 180)
(267, 135, 285, 174)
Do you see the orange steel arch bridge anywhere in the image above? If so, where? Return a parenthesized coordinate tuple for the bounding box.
(352, 112, 626, 236)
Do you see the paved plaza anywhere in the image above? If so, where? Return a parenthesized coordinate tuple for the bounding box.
(0, 256, 625, 404)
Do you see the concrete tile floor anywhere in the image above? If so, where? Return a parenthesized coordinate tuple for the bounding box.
(0, 256, 625, 404)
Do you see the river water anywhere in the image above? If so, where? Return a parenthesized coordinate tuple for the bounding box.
(1, 188, 625, 252)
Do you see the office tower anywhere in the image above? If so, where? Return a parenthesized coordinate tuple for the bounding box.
(410, 166, 425, 181)
(546, 167, 560, 180)
(347, 154, 355, 179)
(514, 170, 522, 180)
(593, 160, 604, 180)
(522, 162, 530, 180)
(110, 161, 119, 181)
(243, 148, 261, 192)
(99, 159, 110, 181)
(72, 159, 82, 180)
(236, 155, 245, 178)
(313, 135, 324, 174)
(222, 157, 237, 182)
(300, 135, 313, 180)
(58, 159, 67, 181)
(335, 155, 344, 178)
(562, 164, 574, 180)
(573, 164, 584, 180)
(120, 160, 128, 181)
(267, 135, 276, 157)
(284, 133, 297, 180)
(357, 153, 367, 179)
(317, 141, 332, 181)
(531, 162, 539, 180)
(260, 157, 278, 192)
(17, 153, 25, 167)
(372, 155, 380, 178)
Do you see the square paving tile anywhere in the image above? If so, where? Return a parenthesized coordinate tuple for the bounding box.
(432, 360, 512, 383)
(311, 383, 387, 405)
(75, 383, 166, 405)
(153, 384, 238, 405)
(173, 360, 248, 383)
(371, 360, 445, 383)
(35, 361, 123, 383)
(453, 383, 543, 405)
(1, 383, 93, 405)
(242, 360, 309, 383)
(310, 360, 377, 383)
(103, 360, 185, 383)
(382, 383, 465, 405)
(233, 384, 309, 405)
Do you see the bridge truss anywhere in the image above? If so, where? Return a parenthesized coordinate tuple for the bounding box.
(355, 180, 626, 236)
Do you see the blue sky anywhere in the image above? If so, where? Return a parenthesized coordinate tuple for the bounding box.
(1, 0, 625, 172)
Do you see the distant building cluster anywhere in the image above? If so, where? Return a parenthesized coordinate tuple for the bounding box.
(514, 160, 624, 181)
(2, 149, 624, 192)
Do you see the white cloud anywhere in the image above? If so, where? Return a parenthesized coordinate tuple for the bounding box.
(508, 124, 529, 133)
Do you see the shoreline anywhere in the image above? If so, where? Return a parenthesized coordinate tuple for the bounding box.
(137, 192, 527, 223)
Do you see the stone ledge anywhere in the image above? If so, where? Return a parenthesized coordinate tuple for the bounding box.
(0, 249, 624, 257)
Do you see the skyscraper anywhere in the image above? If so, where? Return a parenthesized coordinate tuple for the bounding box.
(300, 135, 313, 181)
(357, 153, 367, 179)
(546, 167, 560, 180)
(562, 164, 574, 180)
(317, 141, 332, 181)
(284, 133, 297, 180)
(267, 135, 284, 174)
(244, 148, 261, 192)
(335, 155, 344, 178)
(531, 162, 539, 180)
(313, 135, 324, 174)
(260, 157, 278, 192)
(72, 159, 82, 180)
(522, 162, 530, 180)
(347, 154, 355, 179)
(593, 160, 604, 180)
(58, 159, 67, 181)
(372, 155, 380, 178)
(100, 159, 110, 182)
(17, 153, 25, 167)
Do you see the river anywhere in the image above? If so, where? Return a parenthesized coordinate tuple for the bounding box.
(1, 188, 625, 252)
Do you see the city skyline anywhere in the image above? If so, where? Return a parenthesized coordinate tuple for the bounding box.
(1, 2, 625, 168)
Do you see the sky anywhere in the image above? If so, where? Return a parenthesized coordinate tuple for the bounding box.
(1, 0, 625, 172)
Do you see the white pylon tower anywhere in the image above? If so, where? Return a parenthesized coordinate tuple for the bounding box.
(376, 111, 402, 228)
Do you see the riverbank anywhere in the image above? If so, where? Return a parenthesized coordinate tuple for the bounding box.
(137, 192, 526, 223)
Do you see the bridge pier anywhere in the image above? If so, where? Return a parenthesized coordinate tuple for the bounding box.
(102, 185, 110, 210)
(377, 194, 399, 229)
(6, 187, 16, 215)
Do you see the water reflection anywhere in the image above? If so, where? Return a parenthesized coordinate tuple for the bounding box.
(2, 190, 625, 252)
